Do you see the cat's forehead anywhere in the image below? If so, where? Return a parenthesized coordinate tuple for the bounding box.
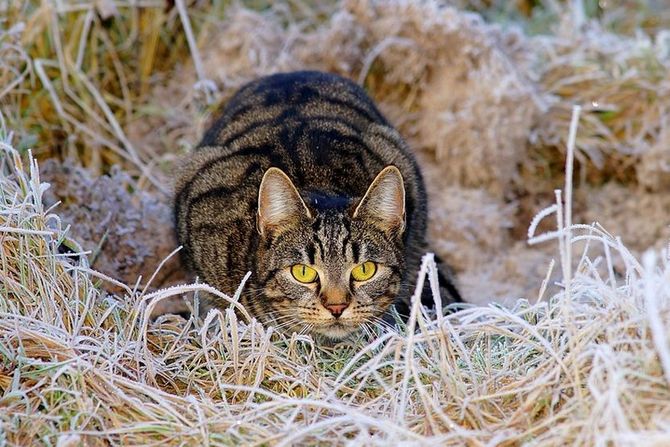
(312, 208, 350, 228)
(266, 203, 396, 268)
(311, 210, 354, 256)
(308, 210, 390, 263)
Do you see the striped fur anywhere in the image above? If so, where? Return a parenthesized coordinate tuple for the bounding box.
(174, 71, 460, 340)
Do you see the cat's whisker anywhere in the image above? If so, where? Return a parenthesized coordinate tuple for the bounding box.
(368, 315, 396, 333)
(360, 322, 373, 340)
(273, 323, 302, 334)
(271, 321, 294, 330)
(296, 323, 312, 337)
(373, 315, 395, 329)
(270, 319, 300, 329)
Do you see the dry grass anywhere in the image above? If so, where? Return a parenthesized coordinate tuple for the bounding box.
(3, 127, 670, 445)
(2, 0, 670, 445)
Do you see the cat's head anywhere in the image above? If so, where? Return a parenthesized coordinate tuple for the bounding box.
(253, 166, 406, 340)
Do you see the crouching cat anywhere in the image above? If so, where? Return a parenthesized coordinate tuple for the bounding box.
(174, 71, 460, 341)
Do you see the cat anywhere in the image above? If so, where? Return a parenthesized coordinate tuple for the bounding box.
(174, 71, 461, 341)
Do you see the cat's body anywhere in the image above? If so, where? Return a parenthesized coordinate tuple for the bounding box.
(174, 71, 460, 340)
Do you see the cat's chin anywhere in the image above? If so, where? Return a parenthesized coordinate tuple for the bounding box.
(310, 321, 360, 342)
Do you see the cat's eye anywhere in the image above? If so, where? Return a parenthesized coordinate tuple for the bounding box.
(291, 264, 318, 283)
(351, 261, 377, 282)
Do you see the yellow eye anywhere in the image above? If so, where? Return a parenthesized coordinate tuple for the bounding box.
(291, 264, 318, 283)
(351, 261, 377, 282)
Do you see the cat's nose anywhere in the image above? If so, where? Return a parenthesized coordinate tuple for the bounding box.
(324, 303, 349, 318)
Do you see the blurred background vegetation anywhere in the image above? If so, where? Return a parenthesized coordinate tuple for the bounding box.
(2, 0, 668, 178)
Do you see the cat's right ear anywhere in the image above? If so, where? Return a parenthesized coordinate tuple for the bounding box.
(257, 168, 312, 236)
(353, 166, 406, 237)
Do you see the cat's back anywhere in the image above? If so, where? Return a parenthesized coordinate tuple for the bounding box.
(200, 70, 390, 151)
(177, 71, 421, 196)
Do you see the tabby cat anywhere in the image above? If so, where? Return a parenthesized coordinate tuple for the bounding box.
(174, 71, 460, 341)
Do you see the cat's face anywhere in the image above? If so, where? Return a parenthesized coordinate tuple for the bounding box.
(253, 166, 406, 340)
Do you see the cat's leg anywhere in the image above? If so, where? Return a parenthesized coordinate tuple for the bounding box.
(391, 253, 462, 324)
(430, 254, 462, 307)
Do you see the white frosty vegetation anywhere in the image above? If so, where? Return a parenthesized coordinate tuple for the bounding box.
(2, 108, 670, 444)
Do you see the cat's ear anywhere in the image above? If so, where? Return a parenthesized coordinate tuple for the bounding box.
(257, 167, 312, 236)
(353, 166, 406, 236)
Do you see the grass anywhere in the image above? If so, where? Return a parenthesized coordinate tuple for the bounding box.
(2, 0, 670, 445)
(2, 134, 670, 444)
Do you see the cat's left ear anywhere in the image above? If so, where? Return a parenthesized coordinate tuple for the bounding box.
(353, 166, 406, 236)
(257, 167, 312, 236)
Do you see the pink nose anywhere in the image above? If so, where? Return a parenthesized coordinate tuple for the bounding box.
(325, 303, 349, 318)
